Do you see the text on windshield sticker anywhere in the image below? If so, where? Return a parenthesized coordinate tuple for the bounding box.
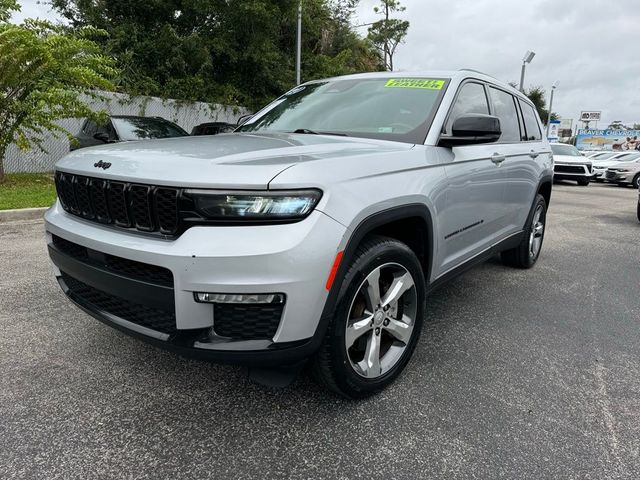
(384, 79, 445, 90)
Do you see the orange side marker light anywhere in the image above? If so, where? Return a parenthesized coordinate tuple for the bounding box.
(325, 251, 344, 291)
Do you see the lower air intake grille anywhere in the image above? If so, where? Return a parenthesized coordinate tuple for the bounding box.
(62, 272, 176, 334)
(555, 165, 585, 174)
(214, 303, 283, 340)
(52, 235, 173, 287)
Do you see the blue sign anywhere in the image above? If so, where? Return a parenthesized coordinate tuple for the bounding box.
(576, 129, 640, 151)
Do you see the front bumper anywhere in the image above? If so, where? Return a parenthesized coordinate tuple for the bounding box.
(553, 163, 592, 179)
(604, 171, 633, 183)
(45, 201, 347, 365)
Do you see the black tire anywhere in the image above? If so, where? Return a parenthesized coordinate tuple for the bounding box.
(632, 174, 640, 189)
(637, 201, 640, 222)
(577, 177, 590, 186)
(501, 194, 547, 269)
(312, 235, 426, 399)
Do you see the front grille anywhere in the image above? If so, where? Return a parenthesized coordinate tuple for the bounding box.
(52, 235, 173, 287)
(555, 165, 585, 174)
(606, 171, 619, 178)
(62, 272, 176, 334)
(54, 172, 180, 235)
(214, 303, 283, 340)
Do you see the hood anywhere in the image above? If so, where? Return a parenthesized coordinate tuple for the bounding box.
(608, 161, 640, 171)
(55, 132, 413, 189)
(553, 154, 592, 165)
(592, 159, 623, 168)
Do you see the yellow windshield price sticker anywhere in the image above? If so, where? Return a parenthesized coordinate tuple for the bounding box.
(385, 78, 445, 90)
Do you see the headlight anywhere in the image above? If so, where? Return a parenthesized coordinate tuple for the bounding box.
(185, 189, 322, 221)
(618, 169, 629, 173)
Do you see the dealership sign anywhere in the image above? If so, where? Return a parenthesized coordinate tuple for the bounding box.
(576, 129, 640, 151)
(580, 111, 601, 122)
(547, 120, 560, 141)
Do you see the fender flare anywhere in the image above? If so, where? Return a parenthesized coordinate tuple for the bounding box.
(309, 204, 435, 350)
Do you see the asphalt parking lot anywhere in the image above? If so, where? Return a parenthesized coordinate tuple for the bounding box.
(1, 182, 639, 480)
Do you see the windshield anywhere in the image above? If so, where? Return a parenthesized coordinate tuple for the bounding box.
(112, 117, 189, 141)
(590, 152, 616, 160)
(237, 77, 449, 144)
(551, 144, 581, 156)
(613, 153, 640, 162)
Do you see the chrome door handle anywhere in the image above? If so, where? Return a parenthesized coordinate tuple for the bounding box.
(529, 150, 539, 159)
(491, 153, 506, 165)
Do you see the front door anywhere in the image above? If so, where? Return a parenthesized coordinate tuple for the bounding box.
(434, 81, 508, 276)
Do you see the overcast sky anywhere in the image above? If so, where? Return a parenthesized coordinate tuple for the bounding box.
(354, 0, 640, 129)
(12, 0, 640, 129)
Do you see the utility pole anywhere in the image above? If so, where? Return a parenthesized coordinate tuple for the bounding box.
(545, 81, 559, 138)
(519, 50, 535, 93)
(296, 0, 302, 85)
(384, 1, 390, 70)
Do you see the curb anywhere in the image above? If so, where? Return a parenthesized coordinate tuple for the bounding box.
(0, 207, 48, 223)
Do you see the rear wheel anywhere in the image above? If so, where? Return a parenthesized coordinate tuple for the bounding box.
(312, 236, 425, 398)
(501, 194, 547, 269)
(577, 177, 590, 186)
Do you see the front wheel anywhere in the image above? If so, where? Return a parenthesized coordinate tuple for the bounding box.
(632, 174, 640, 189)
(312, 236, 426, 398)
(501, 194, 547, 269)
(577, 177, 590, 186)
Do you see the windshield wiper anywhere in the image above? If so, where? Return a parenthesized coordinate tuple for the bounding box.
(292, 128, 347, 137)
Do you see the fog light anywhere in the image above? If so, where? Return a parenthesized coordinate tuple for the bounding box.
(194, 292, 285, 304)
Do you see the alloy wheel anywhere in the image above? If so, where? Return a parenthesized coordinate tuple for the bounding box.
(344, 263, 418, 379)
(529, 204, 545, 258)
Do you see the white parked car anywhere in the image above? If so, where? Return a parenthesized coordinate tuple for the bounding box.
(591, 152, 640, 181)
(551, 143, 592, 186)
(605, 157, 640, 188)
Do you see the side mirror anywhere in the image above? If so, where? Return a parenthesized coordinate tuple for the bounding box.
(93, 132, 110, 143)
(439, 114, 501, 147)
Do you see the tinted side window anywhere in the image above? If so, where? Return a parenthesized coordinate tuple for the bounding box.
(96, 121, 116, 141)
(489, 87, 520, 142)
(83, 120, 97, 136)
(445, 82, 489, 134)
(519, 100, 542, 140)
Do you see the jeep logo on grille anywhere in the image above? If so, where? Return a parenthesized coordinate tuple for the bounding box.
(94, 160, 112, 170)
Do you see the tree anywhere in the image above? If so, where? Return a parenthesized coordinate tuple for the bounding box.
(510, 84, 557, 125)
(367, 0, 409, 71)
(607, 121, 628, 130)
(51, 0, 382, 110)
(0, 1, 118, 181)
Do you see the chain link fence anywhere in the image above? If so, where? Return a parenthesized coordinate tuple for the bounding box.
(3, 91, 248, 173)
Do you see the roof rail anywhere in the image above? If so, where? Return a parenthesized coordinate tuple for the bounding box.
(459, 68, 493, 77)
(459, 69, 522, 92)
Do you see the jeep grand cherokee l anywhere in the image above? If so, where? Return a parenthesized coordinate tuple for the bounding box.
(46, 71, 553, 398)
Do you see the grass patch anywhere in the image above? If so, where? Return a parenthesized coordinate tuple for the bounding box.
(0, 173, 57, 210)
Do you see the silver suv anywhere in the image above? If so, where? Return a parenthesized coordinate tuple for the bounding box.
(46, 71, 553, 398)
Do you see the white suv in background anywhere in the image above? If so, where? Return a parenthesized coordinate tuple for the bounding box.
(551, 143, 592, 186)
(46, 71, 553, 397)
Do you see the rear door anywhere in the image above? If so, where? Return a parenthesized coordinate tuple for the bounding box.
(436, 81, 509, 276)
(510, 99, 549, 230)
(488, 87, 540, 234)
